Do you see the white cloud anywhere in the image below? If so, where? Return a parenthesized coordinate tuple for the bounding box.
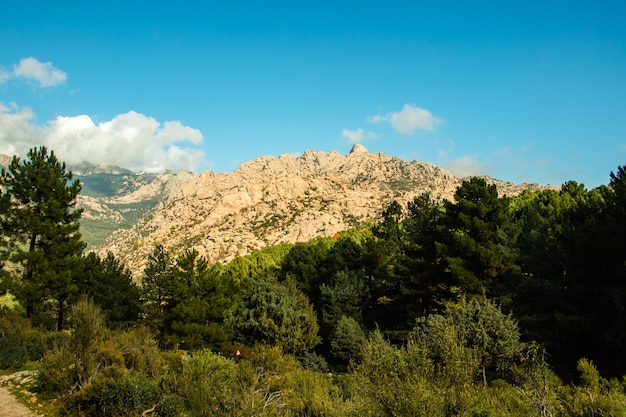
(341, 128, 378, 143)
(13, 57, 67, 88)
(0, 104, 42, 155)
(0, 67, 10, 84)
(0, 104, 206, 172)
(342, 128, 364, 143)
(443, 155, 488, 177)
(370, 103, 442, 135)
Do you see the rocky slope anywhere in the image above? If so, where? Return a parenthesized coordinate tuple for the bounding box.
(0, 146, 546, 276)
(94, 144, 545, 276)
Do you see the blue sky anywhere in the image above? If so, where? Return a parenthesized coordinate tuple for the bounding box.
(1, 1, 625, 187)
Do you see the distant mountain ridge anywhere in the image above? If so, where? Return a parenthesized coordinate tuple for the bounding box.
(0, 146, 547, 276)
(94, 145, 546, 275)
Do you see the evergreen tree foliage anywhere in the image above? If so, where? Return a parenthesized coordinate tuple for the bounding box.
(141, 244, 174, 343)
(323, 237, 365, 275)
(76, 252, 141, 327)
(228, 275, 320, 355)
(436, 177, 519, 295)
(217, 242, 292, 288)
(0, 146, 85, 330)
(512, 170, 626, 377)
(413, 296, 522, 387)
(0, 187, 12, 267)
(329, 315, 366, 365)
(166, 249, 233, 350)
(360, 231, 402, 330)
(393, 193, 449, 323)
(319, 270, 367, 332)
(374, 199, 404, 245)
(141, 246, 233, 349)
(280, 238, 333, 302)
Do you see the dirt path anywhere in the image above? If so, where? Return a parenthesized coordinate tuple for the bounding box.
(0, 386, 38, 417)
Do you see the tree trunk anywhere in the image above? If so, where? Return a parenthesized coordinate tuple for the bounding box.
(25, 233, 38, 328)
(482, 365, 487, 387)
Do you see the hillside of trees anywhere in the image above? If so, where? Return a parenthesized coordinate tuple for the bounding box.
(0, 146, 625, 416)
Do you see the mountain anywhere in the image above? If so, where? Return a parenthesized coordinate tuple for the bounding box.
(89, 144, 545, 276)
(0, 156, 187, 246)
(0, 145, 546, 276)
(76, 167, 195, 246)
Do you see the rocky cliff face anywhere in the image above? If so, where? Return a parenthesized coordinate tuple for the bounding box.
(94, 145, 545, 276)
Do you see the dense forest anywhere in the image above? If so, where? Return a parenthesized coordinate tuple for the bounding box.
(1, 146, 625, 416)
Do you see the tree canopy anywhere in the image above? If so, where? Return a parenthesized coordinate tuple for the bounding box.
(0, 146, 84, 329)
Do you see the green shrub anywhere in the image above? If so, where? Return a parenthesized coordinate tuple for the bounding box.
(298, 351, 329, 373)
(466, 379, 536, 417)
(0, 322, 67, 370)
(556, 358, 626, 417)
(280, 367, 348, 417)
(0, 335, 29, 369)
(155, 394, 186, 417)
(109, 327, 164, 378)
(351, 330, 443, 416)
(329, 315, 366, 366)
(64, 366, 160, 417)
(36, 348, 77, 395)
(178, 350, 240, 417)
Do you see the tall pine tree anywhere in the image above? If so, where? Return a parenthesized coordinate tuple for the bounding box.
(436, 177, 519, 295)
(0, 146, 85, 330)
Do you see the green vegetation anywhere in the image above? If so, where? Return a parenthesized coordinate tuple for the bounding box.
(80, 199, 160, 247)
(76, 170, 164, 248)
(1, 146, 85, 330)
(1, 146, 626, 415)
(77, 171, 162, 200)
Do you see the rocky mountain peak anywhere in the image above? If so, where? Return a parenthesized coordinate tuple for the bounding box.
(349, 143, 368, 154)
(93, 147, 547, 277)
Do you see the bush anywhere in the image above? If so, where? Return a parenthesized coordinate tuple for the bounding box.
(556, 358, 626, 417)
(109, 327, 164, 378)
(280, 367, 348, 417)
(0, 335, 29, 369)
(64, 366, 160, 417)
(352, 330, 443, 416)
(36, 348, 78, 395)
(329, 315, 366, 366)
(178, 350, 240, 416)
(0, 307, 68, 369)
(155, 394, 186, 417)
(298, 351, 329, 373)
(228, 276, 320, 355)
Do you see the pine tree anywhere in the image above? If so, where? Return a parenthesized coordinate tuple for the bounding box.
(141, 244, 175, 344)
(0, 146, 84, 330)
(76, 252, 141, 327)
(167, 249, 233, 350)
(435, 177, 519, 295)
